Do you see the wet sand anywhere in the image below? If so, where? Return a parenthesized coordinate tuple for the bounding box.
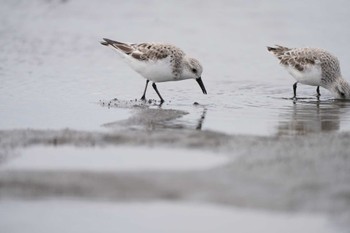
(1, 117, 350, 231)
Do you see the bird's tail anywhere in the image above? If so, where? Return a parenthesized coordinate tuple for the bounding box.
(100, 38, 134, 55)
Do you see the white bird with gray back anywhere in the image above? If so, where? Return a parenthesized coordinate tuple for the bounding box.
(267, 45, 350, 99)
(101, 38, 207, 103)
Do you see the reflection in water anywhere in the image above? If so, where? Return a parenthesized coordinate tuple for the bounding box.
(195, 108, 207, 130)
(277, 100, 350, 136)
(101, 100, 208, 131)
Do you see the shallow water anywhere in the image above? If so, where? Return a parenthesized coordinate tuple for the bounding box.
(1, 0, 350, 136)
(0, 200, 338, 233)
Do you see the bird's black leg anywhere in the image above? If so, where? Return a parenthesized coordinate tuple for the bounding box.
(152, 82, 164, 103)
(140, 80, 149, 101)
(316, 86, 321, 97)
(293, 82, 298, 99)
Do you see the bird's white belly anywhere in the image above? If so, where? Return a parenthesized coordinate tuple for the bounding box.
(286, 65, 322, 86)
(127, 57, 175, 82)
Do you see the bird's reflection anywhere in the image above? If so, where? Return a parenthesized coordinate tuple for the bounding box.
(100, 99, 208, 131)
(195, 108, 207, 130)
(277, 99, 349, 136)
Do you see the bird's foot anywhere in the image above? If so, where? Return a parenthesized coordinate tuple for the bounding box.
(157, 99, 165, 106)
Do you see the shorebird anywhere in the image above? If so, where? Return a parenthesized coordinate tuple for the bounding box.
(267, 45, 350, 99)
(101, 38, 207, 103)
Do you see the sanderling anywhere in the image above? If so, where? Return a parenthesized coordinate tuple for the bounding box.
(267, 45, 350, 99)
(100, 38, 207, 103)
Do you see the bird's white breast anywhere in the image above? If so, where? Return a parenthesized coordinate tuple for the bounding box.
(286, 64, 322, 86)
(126, 56, 175, 83)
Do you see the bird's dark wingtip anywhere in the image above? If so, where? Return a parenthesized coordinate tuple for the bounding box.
(100, 38, 114, 46)
(267, 46, 275, 51)
(100, 38, 125, 47)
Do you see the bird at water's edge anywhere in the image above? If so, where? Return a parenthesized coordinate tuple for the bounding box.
(100, 38, 207, 103)
(267, 45, 350, 99)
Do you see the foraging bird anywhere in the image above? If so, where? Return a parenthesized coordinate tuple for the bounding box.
(267, 45, 350, 99)
(101, 38, 207, 103)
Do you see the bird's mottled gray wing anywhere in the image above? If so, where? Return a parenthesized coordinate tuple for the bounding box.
(132, 43, 184, 61)
(267, 45, 320, 71)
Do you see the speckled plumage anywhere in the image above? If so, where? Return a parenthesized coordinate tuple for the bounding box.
(101, 38, 207, 103)
(135, 43, 185, 78)
(268, 45, 350, 99)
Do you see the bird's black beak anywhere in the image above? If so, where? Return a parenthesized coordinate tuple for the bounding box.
(196, 77, 207, 94)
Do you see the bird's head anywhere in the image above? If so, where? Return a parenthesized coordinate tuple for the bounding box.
(183, 57, 207, 94)
(332, 78, 350, 99)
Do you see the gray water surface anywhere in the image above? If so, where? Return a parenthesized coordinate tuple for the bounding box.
(2, 0, 350, 135)
(0, 200, 337, 233)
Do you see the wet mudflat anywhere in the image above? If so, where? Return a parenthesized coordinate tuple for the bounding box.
(1, 0, 350, 232)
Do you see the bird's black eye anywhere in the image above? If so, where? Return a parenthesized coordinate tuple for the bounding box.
(340, 92, 345, 98)
(192, 68, 197, 73)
